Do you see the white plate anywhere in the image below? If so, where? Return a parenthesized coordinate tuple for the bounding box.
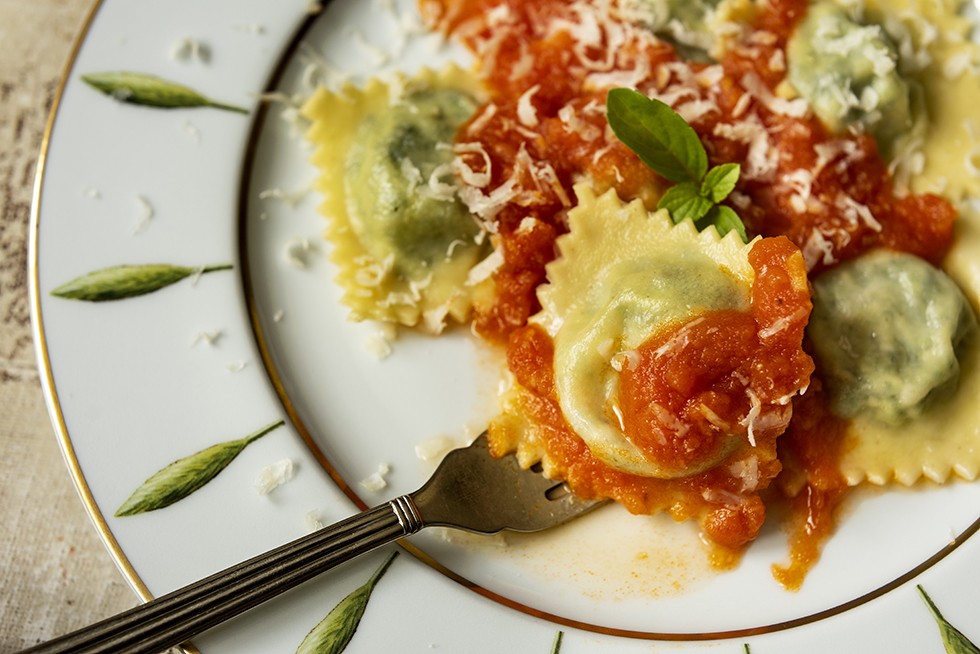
(30, 0, 980, 652)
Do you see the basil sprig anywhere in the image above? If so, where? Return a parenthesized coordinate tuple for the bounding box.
(606, 88, 748, 242)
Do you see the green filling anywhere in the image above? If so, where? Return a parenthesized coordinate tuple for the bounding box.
(633, 0, 723, 62)
(787, 2, 913, 156)
(344, 87, 483, 278)
(808, 250, 978, 425)
(555, 248, 749, 478)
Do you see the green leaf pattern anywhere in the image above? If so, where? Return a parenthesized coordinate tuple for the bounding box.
(115, 420, 285, 516)
(918, 585, 980, 654)
(550, 631, 564, 654)
(296, 552, 399, 654)
(82, 71, 249, 114)
(51, 263, 232, 302)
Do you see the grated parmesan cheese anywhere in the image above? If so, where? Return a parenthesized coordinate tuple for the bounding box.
(740, 388, 762, 447)
(171, 37, 211, 63)
(360, 463, 391, 492)
(255, 459, 297, 496)
(259, 183, 312, 208)
(516, 84, 542, 127)
(740, 72, 809, 118)
(466, 248, 504, 286)
(191, 330, 223, 347)
(363, 323, 397, 359)
(132, 194, 154, 235)
(452, 142, 493, 188)
(284, 237, 316, 269)
(305, 510, 325, 532)
(225, 360, 248, 373)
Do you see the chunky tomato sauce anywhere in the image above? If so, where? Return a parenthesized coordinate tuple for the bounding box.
(427, 0, 955, 342)
(620, 238, 812, 474)
(421, 0, 959, 586)
(505, 321, 771, 554)
(506, 238, 813, 552)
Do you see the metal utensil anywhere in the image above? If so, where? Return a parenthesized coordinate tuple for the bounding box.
(22, 433, 601, 654)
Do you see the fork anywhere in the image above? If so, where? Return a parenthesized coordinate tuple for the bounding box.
(21, 433, 601, 654)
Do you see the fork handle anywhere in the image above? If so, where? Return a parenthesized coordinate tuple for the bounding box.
(21, 496, 425, 654)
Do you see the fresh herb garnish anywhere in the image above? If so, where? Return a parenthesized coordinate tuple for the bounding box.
(606, 87, 748, 242)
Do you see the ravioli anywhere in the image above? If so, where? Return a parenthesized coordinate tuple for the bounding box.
(302, 66, 492, 332)
(862, 0, 980, 199)
(783, 0, 980, 199)
(838, 210, 980, 485)
(787, 1, 913, 157)
(538, 185, 754, 477)
(489, 185, 814, 548)
(809, 249, 977, 425)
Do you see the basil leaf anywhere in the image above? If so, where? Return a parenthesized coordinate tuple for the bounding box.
(702, 163, 741, 203)
(658, 182, 714, 223)
(606, 88, 707, 184)
(701, 205, 748, 242)
(606, 87, 751, 243)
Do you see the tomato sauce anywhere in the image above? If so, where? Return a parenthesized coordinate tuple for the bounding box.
(504, 322, 770, 554)
(422, 0, 959, 587)
(432, 0, 955, 342)
(706, 1, 956, 272)
(505, 238, 813, 553)
(770, 376, 851, 590)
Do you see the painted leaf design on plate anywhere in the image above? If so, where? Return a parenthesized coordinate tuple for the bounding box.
(115, 420, 284, 517)
(51, 263, 232, 302)
(918, 585, 980, 653)
(81, 71, 249, 114)
(295, 551, 399, 654)
(550, 630, 564, 654)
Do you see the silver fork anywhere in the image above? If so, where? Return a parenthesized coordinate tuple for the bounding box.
(22, 433, 601, 654)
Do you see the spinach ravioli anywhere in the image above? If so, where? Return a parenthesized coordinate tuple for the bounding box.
(809, 249, 976, 425)
(534, 185, 755, 477)
(302, 66, 492, 333)
(833, 211, 980, 486)
(785, 0, 980, 199)
(491, 185, 812, 479)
